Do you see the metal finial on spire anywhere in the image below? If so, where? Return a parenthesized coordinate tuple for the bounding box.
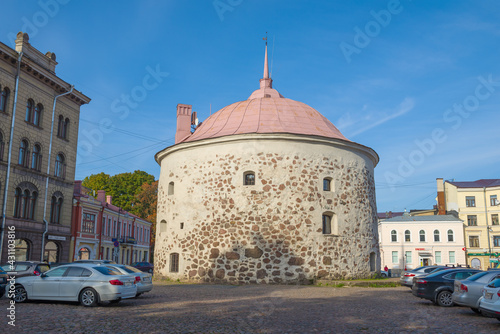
(263, 32, 269, 79)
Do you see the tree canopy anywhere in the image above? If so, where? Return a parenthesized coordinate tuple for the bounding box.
(82, 170, 155, 213)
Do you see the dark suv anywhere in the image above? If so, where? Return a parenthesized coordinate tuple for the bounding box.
(0, 261, 51, 278)
(412, 268, 481, 306)
(132, 262, 154, 273)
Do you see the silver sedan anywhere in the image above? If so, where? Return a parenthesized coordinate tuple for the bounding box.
(452, 270, 500, 313)
(107, 264, 153, 296)
(10, 264, 137, 306)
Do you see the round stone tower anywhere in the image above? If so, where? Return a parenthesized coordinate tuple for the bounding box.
(154, 45, 379, 283)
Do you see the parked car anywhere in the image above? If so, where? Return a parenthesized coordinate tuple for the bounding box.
(412, 269, 482, 306)
(400, 266, 444, 287)
(0, 267, 8, 298)
(132, 261, 154, 273)
(380, 270, 388, 278)
(11, 263, 137, 307)
(479, 277, 500, 321)
(452, 270, 500, 314)
(74, 260, 117, 264)
(108, 264, 153, 297)
(0, 261, 51, 278)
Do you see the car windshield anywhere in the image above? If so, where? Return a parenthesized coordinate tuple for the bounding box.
(93, 266, 123, 275)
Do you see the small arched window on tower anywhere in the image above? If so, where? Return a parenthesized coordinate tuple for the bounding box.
(243, 171, 255, 186)
(322, 212, 338, 235)
(170, 253, 179, 272)
(323, 177, 332, 191)
(168, 182, 174, 195)
(160, 220, 167, 233)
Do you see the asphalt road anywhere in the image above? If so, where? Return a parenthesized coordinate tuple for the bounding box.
(1, 283, 499, 333)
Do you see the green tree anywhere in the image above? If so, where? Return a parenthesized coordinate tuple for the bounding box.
(82, 170, 155, 212)
(132, 180, 158, 262)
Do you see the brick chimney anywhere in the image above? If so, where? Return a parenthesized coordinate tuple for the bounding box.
(106, 195, 113, 205)
(97, 190, 106, 203)
(175, 104, 192, 144)
(437, 178, 445, 215)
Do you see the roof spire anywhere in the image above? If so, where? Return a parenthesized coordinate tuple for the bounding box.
(263, 32, 269, 79)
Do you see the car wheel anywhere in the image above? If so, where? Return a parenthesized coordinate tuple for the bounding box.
(135, 293, 142, 298)
(148, 269, 153, 273)
(436, 291, 453, 307)
(470, 307, 481, 314)
(79, 288, 99, 307)
(381, 273, 387, 278)
(13, 285, 28, 303)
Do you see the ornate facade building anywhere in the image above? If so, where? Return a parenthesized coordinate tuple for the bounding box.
(154, 45, 379, 283)
(71, 181, 152, 264)
(0, 32, 90, 263)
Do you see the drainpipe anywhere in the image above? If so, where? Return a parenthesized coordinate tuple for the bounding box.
(40, 85, 74, 261)
(484, 187, 491, 268)
(0, 52, 23, 262)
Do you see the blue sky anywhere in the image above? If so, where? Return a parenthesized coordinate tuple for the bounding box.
(2, 0, 500, 213)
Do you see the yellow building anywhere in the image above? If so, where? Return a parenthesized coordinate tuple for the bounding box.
(0, 32, 90, 263)
(438, 178, 500, 269)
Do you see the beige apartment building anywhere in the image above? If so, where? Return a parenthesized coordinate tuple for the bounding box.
(437, 178, 500, 269)
(0, 32, 90, 263)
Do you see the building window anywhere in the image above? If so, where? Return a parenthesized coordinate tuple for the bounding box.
(434, 230, 440, 242)
(322, 213, 337, 235)
(18, 139, 29, 167)
(323, 215, 332, 234)
(160, 220, 167, 233)
(15, 239, 30, 261)
(494, 236, 500, 247)
(82, 213, 96, 233)
(391, 230, 397, 242)
(243, 171, 255, 185)
(435, 251, 441, 264)
(419, 230, 426, 242)
(369, 252, 375, 271)
(13, 183, 38, 219)
(469, 236, 480, 248)
(44, 241, 59, 263)
(447, 229, 454, 242)
(170, 253, 179, 272)
(404, 230, 411, 242)
(0, 87, 9, 113)
(392, 251, 398, 264)
(467, 215, 477, 226)
(57, 115, 70, 139)
(405, 251, 412, 264)
(449, 251, 455, 263)
(31, 144, 42, 171)
(50, 192, 63, 223)
(25, 99, 34, 122)
(168, 181, 174, 195)
(466, 196, 475, 207)
(491, 195, 498, 206)
(33, 103, 42, 126)
(55, 153, 66, 178)
(180, 222, 184, 229)
(492, 214, 499, 226)
(323, 178, 332, 191)
(0, 132, 4, 161)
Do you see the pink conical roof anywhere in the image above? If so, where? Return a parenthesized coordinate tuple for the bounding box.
(180, 43, 349, 144)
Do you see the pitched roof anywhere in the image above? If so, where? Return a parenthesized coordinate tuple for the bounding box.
(446, 179, 500, 188)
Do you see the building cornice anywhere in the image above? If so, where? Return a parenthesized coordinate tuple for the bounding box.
(155, 132, 379, 167)
(0, 41, 90, 106)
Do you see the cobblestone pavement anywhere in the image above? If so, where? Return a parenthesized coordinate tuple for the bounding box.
(1, 283, 499, 333)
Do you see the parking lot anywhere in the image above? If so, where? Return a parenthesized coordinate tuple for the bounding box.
(1, 282, 499, 333)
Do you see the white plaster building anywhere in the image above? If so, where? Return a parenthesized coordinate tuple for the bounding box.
(379, 215, 466, 270)
(154, 45, 379, 283)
